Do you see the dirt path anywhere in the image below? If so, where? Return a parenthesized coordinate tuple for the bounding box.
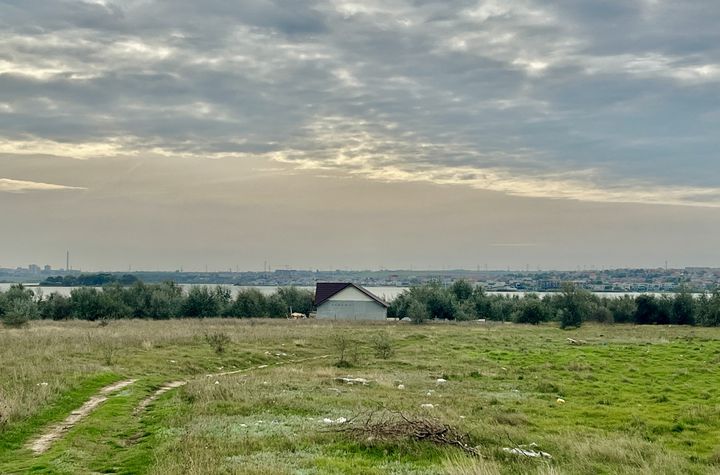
(132, 354, 332, 416)
(134, 380, 187, 415)
(208, 354, 331, 378)
(29, 355, 334, 454)
(29, 379, 137, 455)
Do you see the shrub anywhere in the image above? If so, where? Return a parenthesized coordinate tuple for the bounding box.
(371, 333, 395, 359)
(407, 299, 429, 324)
(590, 305, 614, 324)
(205, 332, 231, 354)
(449, 279, 474, 301)
(514, 297, 548, 325)
(2, 300, 35, 328)
(39, 293, 73, 320)
(332, 333, 360, 367)
(556, 284, 590, 329)
(454, 300, 477, 321)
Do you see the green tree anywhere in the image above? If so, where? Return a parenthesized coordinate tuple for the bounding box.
(634, 295, 659, 325)
(450, 280, 474, 301)
(181, 286, 220, 318)
(514, 296, 548, 325)
(607, 295, 636, 323)
(1, 285, 38, 327)
(555, 284, 591, 329)
(227, 288, 267, 317)
(455, 300, 478, 321)
(697, 291, 720, 326)
(407, 298, 429, 324)
(671, 288, 696, 325)
(277, 286, 314, 315)
(266, 293, 288, 318)
(589, 305, 613, 324)
(39, 293, 73, 320)
(146, 282, 184, 319)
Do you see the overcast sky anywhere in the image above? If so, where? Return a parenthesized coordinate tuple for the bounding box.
(1, 0, 719, 271)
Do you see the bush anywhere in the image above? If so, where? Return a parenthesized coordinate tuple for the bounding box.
(332, 333, 360, 367)
(227, 288, 267, 317)
(449, 280, 474, 301)
(406, 299, 429, 324)
(514, 297, 548, 325)
(608, 295, 636, 323)
(556, 284, 590, 329)
(454, 300, 477, 321)
(39, 293, 73, 320)
(205, 332, 231, 354)
(2, 300, 35, 328)
(371, 333, 395, 359)
(590, 305, 614, 324)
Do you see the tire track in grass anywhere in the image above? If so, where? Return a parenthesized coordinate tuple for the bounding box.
(133, 354, 331, 414)
(28, 379, 137, 455)
(133, 381, 187, 415)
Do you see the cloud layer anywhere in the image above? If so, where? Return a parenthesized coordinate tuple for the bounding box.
(1, 0, 719, 205)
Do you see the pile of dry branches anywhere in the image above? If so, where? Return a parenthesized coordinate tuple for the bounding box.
(330, 411, 480, 457)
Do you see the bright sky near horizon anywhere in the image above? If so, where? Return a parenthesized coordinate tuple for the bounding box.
(1, 0, 719, 270)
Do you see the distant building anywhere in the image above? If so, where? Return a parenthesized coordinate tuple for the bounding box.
(28, 264, 40, 273)
(44, 265, 52, 272)
(315, 282, 389, 321)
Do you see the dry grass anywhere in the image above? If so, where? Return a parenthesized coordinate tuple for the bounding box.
(3, 320, 720, 473)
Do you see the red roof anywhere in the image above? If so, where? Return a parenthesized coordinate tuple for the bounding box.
(314, 282, 389, 307)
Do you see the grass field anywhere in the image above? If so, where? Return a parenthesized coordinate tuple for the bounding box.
(2, 320, 720, 474)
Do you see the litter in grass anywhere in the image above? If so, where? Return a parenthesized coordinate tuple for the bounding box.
(503, 444, 552, 459)
(336, 377, 370, 385)
(397, 384, 406, 390)
(323, 417, 347, 424)
(421, 403, 435, 409)
(436, 378, 447, 385)
(556, 398, 566, 404)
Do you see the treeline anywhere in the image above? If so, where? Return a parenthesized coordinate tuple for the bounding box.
(40, 273, 140, 287)
(3, 280, 720, 328)
(0, 283, 313, 326)
(389, 281, 720, 327)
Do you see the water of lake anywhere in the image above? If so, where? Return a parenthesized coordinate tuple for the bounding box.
(0, 283, 699, 301)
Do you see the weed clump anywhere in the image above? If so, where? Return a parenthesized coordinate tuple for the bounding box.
(205, 332, 231, 354)
(536, 381, 562, 394)
(371, 332, 395, 359)
(331, 333, 360, 368)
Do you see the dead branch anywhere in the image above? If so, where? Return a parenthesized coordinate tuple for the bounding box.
(328, 410, 481, 457)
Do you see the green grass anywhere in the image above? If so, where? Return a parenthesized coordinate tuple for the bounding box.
(2, 320, 720, 473)
(0, 372, 119, 458)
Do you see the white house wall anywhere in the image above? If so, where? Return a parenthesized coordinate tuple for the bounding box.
(327, 286, 375, 302)
(317, 286, 387, 321)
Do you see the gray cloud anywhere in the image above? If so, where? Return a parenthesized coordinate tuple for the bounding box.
(0, 0, 719, 206)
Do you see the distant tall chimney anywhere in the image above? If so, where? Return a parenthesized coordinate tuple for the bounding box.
(66, 250, 70, 271)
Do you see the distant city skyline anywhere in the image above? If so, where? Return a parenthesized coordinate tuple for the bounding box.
(1, 1, 719, 270)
